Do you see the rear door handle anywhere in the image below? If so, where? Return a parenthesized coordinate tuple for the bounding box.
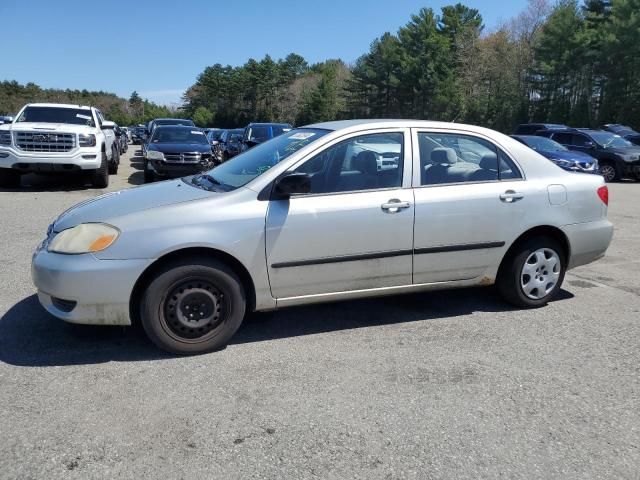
(499, 190, 524, 203)
(381, 199, 411, 213)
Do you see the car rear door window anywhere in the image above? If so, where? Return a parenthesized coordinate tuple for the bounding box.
(552, 132, 573, 145)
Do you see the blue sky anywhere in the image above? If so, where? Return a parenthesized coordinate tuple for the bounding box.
(1, 0, 529, 106)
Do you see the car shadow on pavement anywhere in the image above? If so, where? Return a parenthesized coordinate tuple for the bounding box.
(0, 173, 96, 192)
(0, 288, 573, 367)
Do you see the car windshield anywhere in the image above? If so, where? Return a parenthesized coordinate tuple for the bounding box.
(590, 131, 633, 148)
(521, 136, 567, 152)
(151, 127, 208, 144)
(15, 106, 95, 127)
(207, 130, 223, 141)
(187, 128, 329, 191)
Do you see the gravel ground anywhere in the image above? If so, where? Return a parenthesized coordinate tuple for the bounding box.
(0, 147, 638, 479)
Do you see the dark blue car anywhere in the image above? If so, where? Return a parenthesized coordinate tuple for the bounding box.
(511, 135, 599, 174)
(240, 122, 292, 153)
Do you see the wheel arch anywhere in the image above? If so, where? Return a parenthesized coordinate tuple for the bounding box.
(129, 246, 257, 326)
(498, 225, 571, 277)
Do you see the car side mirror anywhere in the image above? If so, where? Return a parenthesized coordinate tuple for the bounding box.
(101, 121, 116, 130)
(273, 172, 312, 199)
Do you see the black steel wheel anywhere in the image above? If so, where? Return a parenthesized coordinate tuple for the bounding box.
(140, 258, 246, 355)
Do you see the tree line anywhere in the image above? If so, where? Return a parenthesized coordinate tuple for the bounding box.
(183, 0, 640, 132)
(0, 81, 173, 126)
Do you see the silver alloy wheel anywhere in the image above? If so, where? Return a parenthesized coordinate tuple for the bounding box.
(600, 164, 616, 182)
(520, 248, 561, 300)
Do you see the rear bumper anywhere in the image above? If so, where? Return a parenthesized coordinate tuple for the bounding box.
(0, 146, 101, 171)
(562, 219, 614, 269)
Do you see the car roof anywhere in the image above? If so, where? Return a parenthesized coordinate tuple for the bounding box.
(27, 103, 92, 110)
(153, 125, 199, 130)
(247, 122, 291, 127)
(153, 118, 193, 122)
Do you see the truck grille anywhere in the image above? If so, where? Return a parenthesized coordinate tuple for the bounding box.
(164, 152, 202, 163)
(15, 132, 76, 152)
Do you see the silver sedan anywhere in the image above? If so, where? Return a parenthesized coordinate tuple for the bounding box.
(32, 120, 614, 354)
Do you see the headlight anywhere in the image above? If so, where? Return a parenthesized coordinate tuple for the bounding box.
(48, 223, 119, 254)
(552, 158, 573, 167)
(0, 130, 11, 146)
(147, 150, 165, 161)
(78, 133, 96, 147)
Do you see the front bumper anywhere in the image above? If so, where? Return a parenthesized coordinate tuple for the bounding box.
(148, 160, 211, 178)
(31, 249, 153, 325)
(0, 146, 102, 172)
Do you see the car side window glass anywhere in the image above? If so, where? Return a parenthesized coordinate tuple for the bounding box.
(553, 133, 572, 145)
(293, 132, 404, 194)
(498, 149, 523, 180)
(572, 134, 590, 147)
(418, 132, 499, 185)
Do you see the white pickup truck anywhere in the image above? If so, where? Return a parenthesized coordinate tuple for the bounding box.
(0, 103, 120, 188)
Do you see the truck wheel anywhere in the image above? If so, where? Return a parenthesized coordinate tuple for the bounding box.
(140, 258, 246, 355)
(497, 236, 566, 308)
(599, 161, 619, 182)
(0, 169, 21, 188)
(91, 152, 109, 188)
(109, 146, 119, 174)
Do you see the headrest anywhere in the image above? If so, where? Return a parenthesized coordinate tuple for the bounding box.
(431, 148, 456, 165)
(354, 151, 378, 174)
(479, 153, 498, 170)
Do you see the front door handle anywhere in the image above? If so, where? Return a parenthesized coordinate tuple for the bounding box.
(499, 190, 524, 203)
(381, 199, 411, 213)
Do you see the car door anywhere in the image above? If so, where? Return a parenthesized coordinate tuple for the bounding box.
(411, 129, 529, 284)
(265, 129, 414, 299)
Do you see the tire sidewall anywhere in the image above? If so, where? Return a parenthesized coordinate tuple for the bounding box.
(501, 237, 566, 308)
(141, 262, 246, 355)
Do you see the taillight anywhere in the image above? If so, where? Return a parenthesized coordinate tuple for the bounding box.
(597, 186, 608, 206)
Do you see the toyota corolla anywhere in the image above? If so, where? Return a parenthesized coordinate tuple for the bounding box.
(32, 120, 613, 354)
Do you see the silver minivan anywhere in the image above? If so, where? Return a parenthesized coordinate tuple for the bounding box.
(32, 120, 613, 354)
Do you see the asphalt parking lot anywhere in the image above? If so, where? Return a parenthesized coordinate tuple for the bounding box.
(0, 148, 638, 479)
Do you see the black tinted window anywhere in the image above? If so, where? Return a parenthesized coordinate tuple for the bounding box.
(17, 107, 95, 126)
(552, 133, 573, 145)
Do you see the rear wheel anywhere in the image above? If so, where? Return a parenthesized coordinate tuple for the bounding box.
(599, 161, 619, 182)
(140, 259, 246, 355)
(91, 152, 109, 188)
(0, 169, 21, 188)
(497, 236, 566, 308)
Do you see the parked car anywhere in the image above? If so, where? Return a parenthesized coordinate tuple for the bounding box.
(536, 128, 640, 182)
(206, 129, 224, 162)
(514, 123, 569, 135)
(142, 118, 195, 157)
(132, 126, 146, 144)
(511, 135, 598, 174)
(218, 128, 244, 161)
(114, 125, 128, 155)
(240, 122, 292, 152)
(32, 119, 613, 354)
(143, 125, 214, 183)
(0, 103, 119, 188)
(602, 124, 640, 146)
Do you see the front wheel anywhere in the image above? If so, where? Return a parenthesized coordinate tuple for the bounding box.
(497, 236, 566, 308)
(143, 159, 155, 183)
(140, 259, 246, 354)
(91, 152, 109, 188)
(599, 161, 619, 183)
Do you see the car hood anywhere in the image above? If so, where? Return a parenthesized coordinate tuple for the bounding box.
(605, 146, 640, 156)
(539, 149, 596, 162)
(54, 180, 213, 231)
(4, 122, 95, 133)
(147, 142, 211, 154)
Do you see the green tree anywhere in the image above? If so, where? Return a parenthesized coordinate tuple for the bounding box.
(192, 106, 214, 127)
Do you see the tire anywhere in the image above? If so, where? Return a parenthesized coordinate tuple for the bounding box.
(140, 258, 246, 355)
(0, 169, 21, 188)
(143, 160, 155, 183)
(109, 146, 119, 175)
(599, 161, 620, 183)
(91, 152, 109, 188)
(497, 236, 566, 308)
